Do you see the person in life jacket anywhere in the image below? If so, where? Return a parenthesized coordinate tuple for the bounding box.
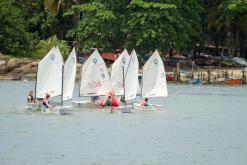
(27, 90, 35, 104)
(120, 96, 126, 104)
(91, 96, 100, 103)
(104, 95, 111, 106)
(42, 94, 53, 108)
(141, 97, 150, 106)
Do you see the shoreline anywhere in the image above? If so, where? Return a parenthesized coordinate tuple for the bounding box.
(0, 54, 246, 84)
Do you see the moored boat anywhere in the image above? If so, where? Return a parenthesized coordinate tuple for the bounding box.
(224, 78, 241, 85)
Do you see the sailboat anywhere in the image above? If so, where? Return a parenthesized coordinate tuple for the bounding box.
(133, 50, 168, 110)
(72, 49, 111, 108)
(34, 46, 67, 114)
(119, 49, 140, 112)
(27, 46, 76, 114)
(63, 47, 77, 101)
(124, 49, 140, 101)
(109, 49, 139, 113)
(111, 48, 130, 96)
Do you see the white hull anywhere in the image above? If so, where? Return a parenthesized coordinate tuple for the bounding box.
(133, 103, 163, 111)
(26, 103, 41, 111)
(101, 105, 134, 113)
(115, 105, 133, 113)
(40, 106, 71, 115)
(72, 100, 101, 109)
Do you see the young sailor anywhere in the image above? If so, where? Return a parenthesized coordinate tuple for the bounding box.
(91, 96, 100, 103)
(120, 96, 125, 103)
(104, 95, 111, 106)
(27, 90, 35, 104)
(141, 97, 150, 106)
(42, 94, 53, 108)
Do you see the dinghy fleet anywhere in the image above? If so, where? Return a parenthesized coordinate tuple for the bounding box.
(27, 46, 168, 114)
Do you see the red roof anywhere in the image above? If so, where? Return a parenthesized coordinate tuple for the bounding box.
(102, 53, 118, 61)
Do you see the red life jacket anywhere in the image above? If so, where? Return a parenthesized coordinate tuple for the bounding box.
(100, 92, 119, 107)
(141, 100, 147, 106)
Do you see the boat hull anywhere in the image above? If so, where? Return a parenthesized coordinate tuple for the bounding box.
(72, 101, 101, 109)
(41, 106, 71, 115)
(224, 79, 241, 85)
(26, 103, 41, 111)
(133, 103, 163, 111)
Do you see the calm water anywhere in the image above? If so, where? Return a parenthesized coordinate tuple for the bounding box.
(0, 81, 247, 165)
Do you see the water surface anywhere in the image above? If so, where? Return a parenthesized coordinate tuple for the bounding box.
(0, 81, 247, 165)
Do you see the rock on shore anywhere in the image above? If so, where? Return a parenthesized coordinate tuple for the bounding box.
(0, 54, 38, 80)
(0, 54, 81, 80)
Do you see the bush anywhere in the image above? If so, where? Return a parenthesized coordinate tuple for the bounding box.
(33, 35, 70, 59)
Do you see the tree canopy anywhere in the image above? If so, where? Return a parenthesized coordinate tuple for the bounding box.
(0, 0, 246, 58)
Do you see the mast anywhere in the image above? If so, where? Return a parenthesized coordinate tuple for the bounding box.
(141, 66, 144, 97)
(122, 66, 126, 105)
(61, 65, 64, 107)
(34, 63, 38, 100)
(78, 64, 82, 99)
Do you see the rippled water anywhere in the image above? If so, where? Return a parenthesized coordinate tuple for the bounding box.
(0, 81, 247, 165)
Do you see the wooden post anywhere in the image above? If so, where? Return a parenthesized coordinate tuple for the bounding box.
(207, 67, 211, 84)
(225, 68, 228, 78)
(200, 69, 203, 80)
(242, 68, 247, 85)
(245, 68, 247, 85)
(197, 67, 200, 79)
(177, 63, 181, 82)
(191, 61, 194, 80)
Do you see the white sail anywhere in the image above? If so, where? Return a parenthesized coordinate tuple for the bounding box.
(63, 47, 77, 101)
(79, 49, 111, 96)
(142, 50, 168, 97)
(124, 49, 139, 100)
(36, 46, 64, 98)
(111, 49, 130, 95)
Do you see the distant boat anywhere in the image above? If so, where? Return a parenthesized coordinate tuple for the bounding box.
(224, 77, 241, 85)
(166, 74, 174, 81)
(190, 79, 202, 85)
(133, 50, 168, 110)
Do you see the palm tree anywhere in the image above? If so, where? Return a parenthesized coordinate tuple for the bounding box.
(207, 1, 247, 57)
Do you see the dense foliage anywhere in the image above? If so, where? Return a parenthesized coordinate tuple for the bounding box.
(0, 0, 246, 58)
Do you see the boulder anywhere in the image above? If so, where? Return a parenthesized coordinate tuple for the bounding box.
(5, 58, 21, 72)
(8, 63, 34, 76)
(0, 60, 6, 66)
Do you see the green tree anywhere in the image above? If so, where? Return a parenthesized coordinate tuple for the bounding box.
(206, 0, 247, 57)
(0, 0, 36, 56)
(34, 35, 70, 59)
